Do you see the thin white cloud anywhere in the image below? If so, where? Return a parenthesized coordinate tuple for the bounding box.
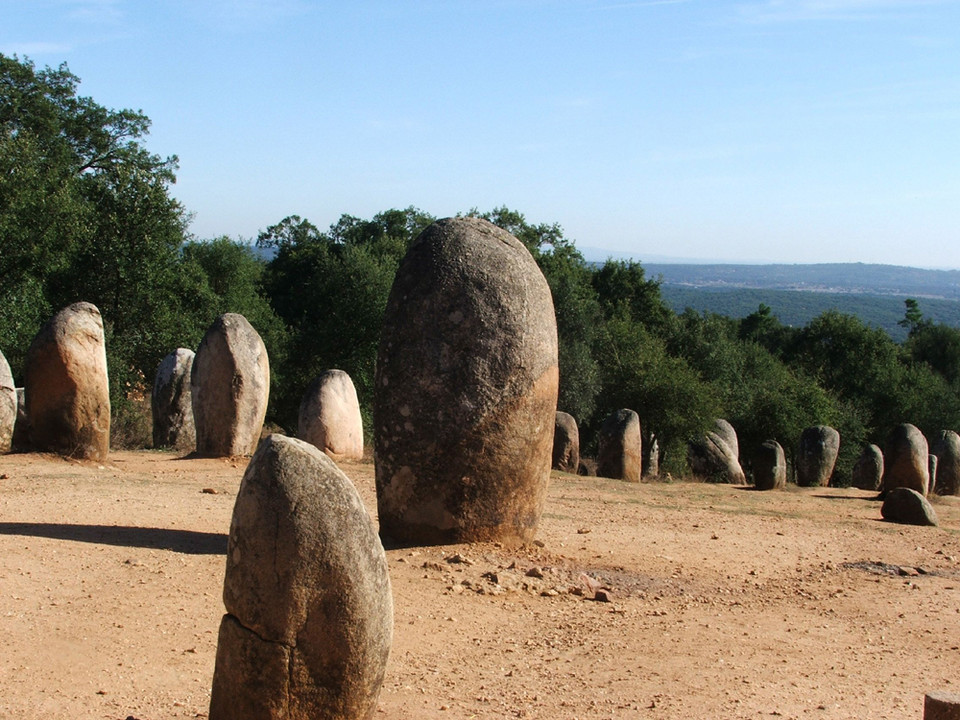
(737, 0, 954, 22)
(62, 0, 124, 25)
(196, 0, 314, 30)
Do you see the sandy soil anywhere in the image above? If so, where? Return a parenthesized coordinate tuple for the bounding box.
(1, 449, 958, 720)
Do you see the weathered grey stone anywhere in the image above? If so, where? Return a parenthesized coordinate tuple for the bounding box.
(642, 432, 659, 479)
(882, 423, 929, 496)
(754, 440, 786, 491)
(596, 409, 642, 483)
(925, 690, 960, 720)
(852, 443, 884, 491)
(931, 430, 960, 496)
(24, 302, 110, 461)
(552, 411, 580, 474)
(12, 387, 29, 452)
(298, 369, 363, 461)
(151, 348, 195, 451)
(713, 419, 739, 463)
(0, 350, 14, 453)
(881, 487, 938, 526)
(374, 217, 558, 545)
(688, 428, 746, 485)
(796, 425, 840, 487)
(577, 457, 598, 477)
(210, 435, 392, 720)
(191, 313, 269, 457)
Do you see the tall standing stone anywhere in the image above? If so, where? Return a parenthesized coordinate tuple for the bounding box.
(210, 435, 392, 720)
(191, 313, 269, 457)
(713, 419, 740, 464)
(374, 217, 558, 545)
(24, 302, 110, 461)
(931, 430, 960, 496)
(12, 388, 29, 452)
(852, 443, 884, 491)
(152, 348, 196, 451)
(688, 426, 746, 485)
(298, 369, 364, 461)
(552, 411, 580, 473)
(882, 423, 929, 496)
(0, 350, 15, 453)
(596, 409, 642, 482)
(642, 432, 660, 479)
(796, 425, 840, 487)
(754, 440, 787, 490)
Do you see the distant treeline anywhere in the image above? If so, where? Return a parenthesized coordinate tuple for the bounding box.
(659, 287, 960, 343)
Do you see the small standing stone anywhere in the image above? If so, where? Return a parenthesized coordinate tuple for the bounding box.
(796, 425, 840, 487)
(882, 423, 929, 496)
(192, 313, 269, 457)
(753, 440, 786, 490)
(0, 350, 15, 454)
(552, 411, 580, 474)
(881, 487, 938, 527)
(151, 348, 196, 451)
(925, 690, 960, 720)
(209, 435, 392, 720)
(596, 409, 642, 483)
(852, 444, 884, 491)
(688, 425, 745, 485)
(298, 369, 364, 461)
(24, 302, 110, 461)
(931, 430, 960, 496)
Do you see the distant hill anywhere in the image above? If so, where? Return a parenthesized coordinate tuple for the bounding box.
(637, 263, 960, 342)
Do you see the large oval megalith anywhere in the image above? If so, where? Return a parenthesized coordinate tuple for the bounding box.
(210, 434, 392, 720)
(152, 348, 195, 451)
(796, 425, 840, 487)
(374, 217, 559, 545)
(24, 302, 110, 461)
(191, 313, 269, 457)
(0, 350, 15, 453)
(882, 423, 929, 496)
(596, 408, 642, 483)
(298, 369, 364, 461)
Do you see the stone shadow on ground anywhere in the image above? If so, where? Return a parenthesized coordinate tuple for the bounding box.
(0, 522, 227, 554)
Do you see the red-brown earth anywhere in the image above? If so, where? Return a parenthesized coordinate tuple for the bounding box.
(1, 450, 958, 719)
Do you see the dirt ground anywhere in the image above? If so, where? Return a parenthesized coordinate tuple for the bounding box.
(1, 449, 958, 720)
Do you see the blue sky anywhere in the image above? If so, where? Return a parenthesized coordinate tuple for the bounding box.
(4, 0, 960, 267)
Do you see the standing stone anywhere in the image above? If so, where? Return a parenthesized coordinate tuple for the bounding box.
(0, 350, 15, 453)
(931, 430, 960, 496)
(596, 409, 642, 483)
(754, 440, 787, 490)
(298, 369, 364, 461)
(210, 435, 392, 720)
(642, 432, 659, 479)
(796, 425, 840, 487)
(151, 348, 196, 451)
(881, 487, 938, 526)
(925, 691, 960, 720)
(374, 217, 558, 545)
(688, 427, 746, 485)
(552, 411, 580, 473)
(12, 387, 30, 452)
(713, 419, 740, 463)
(852, 444, 884, 491)
(882, 423, 929, 496)
(24, 302, 110, 461)
(192, 313, 269, 457)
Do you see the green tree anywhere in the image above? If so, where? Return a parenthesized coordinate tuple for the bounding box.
(259, 208, 433, 431)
